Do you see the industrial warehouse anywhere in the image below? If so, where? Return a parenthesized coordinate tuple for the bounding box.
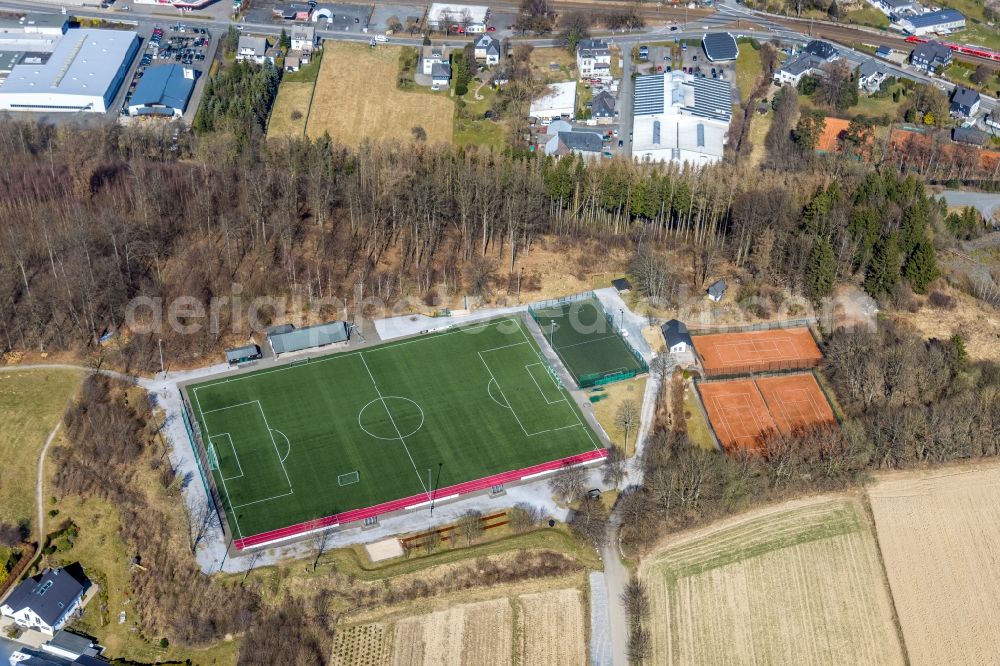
(0, 15, 138, 114)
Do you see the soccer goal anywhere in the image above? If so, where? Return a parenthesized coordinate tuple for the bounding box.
(206, 442, 220, 471)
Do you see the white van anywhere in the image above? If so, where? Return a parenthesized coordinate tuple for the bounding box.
(374, 34, 389, 43)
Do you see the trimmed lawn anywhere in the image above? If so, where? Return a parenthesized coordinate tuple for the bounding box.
(454, 118, 507, 149)
(735, 43, 763, 104)
(0, 369, 84, 534)
(746, 109, 772, 169)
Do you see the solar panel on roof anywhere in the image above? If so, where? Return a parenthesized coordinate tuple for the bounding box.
(701, 33, 738, 61)
(634, 75, 665, 116)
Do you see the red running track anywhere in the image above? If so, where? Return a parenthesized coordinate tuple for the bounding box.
(234, 448, 608, 549)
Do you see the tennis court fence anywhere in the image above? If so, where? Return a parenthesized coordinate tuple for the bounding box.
(700, 358, 821, 379)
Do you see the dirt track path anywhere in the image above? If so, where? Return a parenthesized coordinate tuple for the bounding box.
(35, 423, 61, 543)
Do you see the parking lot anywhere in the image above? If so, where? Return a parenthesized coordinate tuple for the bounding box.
(119, 24, 219, 121)
(635, 41, 733, 83)
(245, 1, 373, 33)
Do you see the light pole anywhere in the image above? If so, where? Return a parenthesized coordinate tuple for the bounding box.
(158, 338, 165, 377)
(619, 308, 624, 331)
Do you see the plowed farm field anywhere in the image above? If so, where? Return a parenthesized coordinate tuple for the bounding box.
(868, 464, 1000, 666)
(330, 587, 586, 665)
(639, 496, 904, 665)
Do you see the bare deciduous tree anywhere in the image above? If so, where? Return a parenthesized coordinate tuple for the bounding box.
(602, 445, 627, 489)
(549, 464, 587, 504)
(457, 510, 484, 545)
(615, 399, 641, 454)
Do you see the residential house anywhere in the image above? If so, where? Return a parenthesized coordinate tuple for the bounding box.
(774, 40, 839, 86)
(591, 90, 616, 124)
(422, 45, 447, 75)
(0, 565, 91, 636)
(909, 40, 952, 71)
(897, 8, 965, 35)
(284, 52, 302, 72)
(289, 24, 315, 55)
(431, 62, 452, 87)
(986, 113, 1000, 133)
(661, 319, 693, 355)
(576, 38, 611, 82)
(632, 70, 732, 166)
(707, 279, 727, 302)
(857, 60, 886, 93)
(952, 126, 988, 146)
(950, 86, 981, 117)
(42, 630, 100, 661)
(543, 120, 605, 159)
(473, 33, 501, 65)
(236, 35, 274, 65)
(803, 39, 839, 62)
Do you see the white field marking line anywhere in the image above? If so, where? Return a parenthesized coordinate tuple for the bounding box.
(551, 333, 622, 352)
(525, 363, 563, 405)
(710, 392, 771, 447)
(255, 401, 293, 490)
(201, 399, 260, 414)
(515, 318, 599, 450)
(487, 378, 511, 409)
(191, 387, 244, 543)
(190, 317, 523, 393)
(211, 433, 244, 480)
(358, 352, 428, 495)
(232, 491, 295, 510)
(477, 351, 530, 438)
(478, 339, 530, 354)
(271, 428, 291, 463)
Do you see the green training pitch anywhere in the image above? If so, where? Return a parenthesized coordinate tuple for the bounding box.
(529, 297, 646, 386)
(186, 316, 602, 545)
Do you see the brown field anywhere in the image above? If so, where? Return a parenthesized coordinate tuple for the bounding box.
(755, 373, 835, 434)
(518, 588, 586, 666)
(692, 327, 823, 376)
(639, 496, 904, 665)
(697, 379, 774, 452)
(267, 82, 314, 138)
(332, 586, 584, 665)
(306, 43, 453, 147)
(868, 464, 1000, 665)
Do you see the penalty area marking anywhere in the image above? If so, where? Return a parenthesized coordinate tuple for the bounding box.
(271, 429, 291, 463)
(487, 378, 511, 409)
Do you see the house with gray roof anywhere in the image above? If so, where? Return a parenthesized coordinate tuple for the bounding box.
(576, 38, 611, 81)
(950, 86, 980, 118)
(856, 60, 886, 93)
(543, 121, 605, 159)
(473, 33, 501, 65)
(431, 61, 452, 86)
(236, 35, 274, 65)
(268, 321, 349, 356)
(909, 41, 952, 72)
(661, 319, 693, 355)
(707, 279, 727, 302)
(952, 126, 987, 146)
(1, 564, 90, 636)
(591, 90, 616, 124)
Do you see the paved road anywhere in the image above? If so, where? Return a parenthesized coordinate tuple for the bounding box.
(619, 42, 634, 158)
(935, 190, 1000, 220)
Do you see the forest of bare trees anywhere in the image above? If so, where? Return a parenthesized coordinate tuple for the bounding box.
(0, 115, 985, 375)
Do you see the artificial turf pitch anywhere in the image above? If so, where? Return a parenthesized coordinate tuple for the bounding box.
(187, 316, 602, 547)
(529, 297, 645, 385)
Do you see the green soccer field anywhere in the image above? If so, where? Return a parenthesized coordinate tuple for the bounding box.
(528, 297, 646, 386)
(186, 316, 601, 544)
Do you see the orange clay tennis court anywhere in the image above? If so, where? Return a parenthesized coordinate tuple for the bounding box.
(692, 327, 823, 377)
(698, 373, 835, 452)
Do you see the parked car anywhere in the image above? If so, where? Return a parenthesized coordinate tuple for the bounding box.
(487, 25, 496, 31)
(617, 139, 623, 147)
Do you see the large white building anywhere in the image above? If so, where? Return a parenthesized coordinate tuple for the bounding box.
(427, 3, 491, 32)
(529, 81, 577, 123)
(0, 27, 139, 113)
(897, 8, 965, 35)
(632, 71, 732, 166)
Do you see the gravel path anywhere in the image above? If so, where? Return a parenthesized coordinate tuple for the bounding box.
(589, 571, 613, 666)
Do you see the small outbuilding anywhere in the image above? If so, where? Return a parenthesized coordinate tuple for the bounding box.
(225, 344, 262, 365)
(611, 277, 632, 293)
(660, 319, 692, 354)
(707, 279, 727, 302)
